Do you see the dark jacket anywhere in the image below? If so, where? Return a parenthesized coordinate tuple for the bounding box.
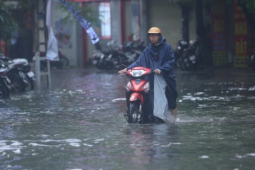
(127, 36, 178, 109)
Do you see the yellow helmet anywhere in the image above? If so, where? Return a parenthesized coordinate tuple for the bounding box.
(148, 27, 161, 34)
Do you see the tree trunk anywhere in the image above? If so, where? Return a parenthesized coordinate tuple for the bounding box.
(195, 0, 205, 39)
(181, 5, 190, 43)
(195, 0, 212, 67)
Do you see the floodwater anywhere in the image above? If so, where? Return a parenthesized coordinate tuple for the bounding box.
(0, 67, 255, 170)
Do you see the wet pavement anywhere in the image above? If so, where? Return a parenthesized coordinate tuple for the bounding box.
(0, 65, 255, 170)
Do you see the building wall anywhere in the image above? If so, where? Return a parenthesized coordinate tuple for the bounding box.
(52, 1, 79, 67)
(148, 0, 196, 48)
(110, 1, 122, 45)
(124, 1, 132, 41)
(140, 0, 149, 43)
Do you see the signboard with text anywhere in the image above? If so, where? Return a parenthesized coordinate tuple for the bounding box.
(211, 0, 228, 66)
(233, 0, 249, 67)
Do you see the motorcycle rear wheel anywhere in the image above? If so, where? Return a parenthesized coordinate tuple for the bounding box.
(59, 57, 69, 68)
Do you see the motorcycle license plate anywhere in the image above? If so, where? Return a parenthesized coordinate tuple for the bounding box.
(189, 55, 196, 60)
(27, 71, 35, 78)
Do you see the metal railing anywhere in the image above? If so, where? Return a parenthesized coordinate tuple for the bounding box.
(35, 52, 51, 88)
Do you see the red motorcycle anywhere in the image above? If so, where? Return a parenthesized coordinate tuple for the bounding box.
(125, 66, 164, 124)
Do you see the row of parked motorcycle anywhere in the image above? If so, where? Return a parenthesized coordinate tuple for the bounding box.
(175, 39, 255, 71)
(91, 40, 146, 70)
(91, 39, 199, 71)
(174, 39, 199, 71)
(91, 38, 255, 72)
(0, 53, 35, 99)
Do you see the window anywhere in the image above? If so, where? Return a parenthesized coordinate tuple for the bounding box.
(99, 2, 111, 39)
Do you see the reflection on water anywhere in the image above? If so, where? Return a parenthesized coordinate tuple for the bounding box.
(0, 68, 255, 169)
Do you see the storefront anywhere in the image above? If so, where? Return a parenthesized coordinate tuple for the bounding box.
(51, 0, 252, 68)
(211, 0, 251, 67)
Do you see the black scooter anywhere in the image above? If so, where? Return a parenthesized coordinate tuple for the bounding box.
(0, 53, 35, 93)
(174, 40, 189, 70)
(112, 41, 145, 70)
(182, 40, 198, 71)
(92, 40, 120, 70)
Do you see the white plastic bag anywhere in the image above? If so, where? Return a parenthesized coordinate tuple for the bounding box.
(46, 28, 59, 61)
(46, 0, 59, 61)
(153, 74, 168, 121)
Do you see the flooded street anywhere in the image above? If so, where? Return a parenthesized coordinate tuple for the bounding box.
(0, 67, 255, 170)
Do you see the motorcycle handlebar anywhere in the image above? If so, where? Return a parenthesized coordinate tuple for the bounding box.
(118, 68, 161, 76)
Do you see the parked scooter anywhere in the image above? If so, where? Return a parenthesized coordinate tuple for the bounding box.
(92, 40, 120, 70)
(0, 53, 35, 92)
(174, 40, 189, 69)
(124, 66, 164, 124)
(181, 39, 198, 71)
(112, 41, 145, 70)
(92, 40, 145, 70)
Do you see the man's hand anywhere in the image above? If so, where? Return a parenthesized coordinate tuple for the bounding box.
(118, 68, 127, 75)
(154, 69, 161, 74)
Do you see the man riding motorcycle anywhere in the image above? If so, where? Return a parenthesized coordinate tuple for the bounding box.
(118, 27, 178, 122)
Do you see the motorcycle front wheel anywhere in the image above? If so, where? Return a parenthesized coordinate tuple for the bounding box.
(128, 101, 142, 124)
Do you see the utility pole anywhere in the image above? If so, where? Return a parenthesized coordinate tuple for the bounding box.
(34, 0, 51, 88)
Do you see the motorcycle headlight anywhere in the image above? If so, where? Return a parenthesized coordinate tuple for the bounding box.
(130, 70, 146, 77)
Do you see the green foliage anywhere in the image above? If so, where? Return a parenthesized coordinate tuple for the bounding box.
(0, 1, 19, 40)
(0, 0, 98, 40)
(0, 0, 33, 40)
